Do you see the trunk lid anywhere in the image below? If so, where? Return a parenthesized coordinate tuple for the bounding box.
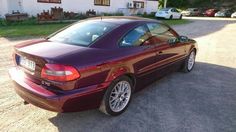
(14, 40, 88, 87)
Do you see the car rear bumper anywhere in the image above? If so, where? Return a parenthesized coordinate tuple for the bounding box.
(205, 13, 215, 17)
(155, 14, 169, 19)
(9, 67, 109, 112)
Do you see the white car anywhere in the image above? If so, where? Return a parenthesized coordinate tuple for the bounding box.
(155, 8, 182, 19)
(231, 12, 236, 18)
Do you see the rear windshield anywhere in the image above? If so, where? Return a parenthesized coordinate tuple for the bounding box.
(49, 21, 116, 47)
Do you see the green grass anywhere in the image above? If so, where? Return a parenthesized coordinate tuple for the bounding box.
(0, 23, 70, 37)
(162, 19, 190, 25)
(0, 17, 190, 37)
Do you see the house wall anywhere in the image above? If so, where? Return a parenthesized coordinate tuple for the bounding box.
(22, 0, 151, 16)
(146, 1, 158, 14)
(0, 0, 8, 18)
(0, 0, 158, 17)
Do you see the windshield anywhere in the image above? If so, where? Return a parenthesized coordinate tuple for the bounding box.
(160, 8, 170, 11)
(49, 21, 116, 47)
(219, 9, 230, 13)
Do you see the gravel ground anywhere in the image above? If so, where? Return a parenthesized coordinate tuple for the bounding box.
(0, 17, 236, 132)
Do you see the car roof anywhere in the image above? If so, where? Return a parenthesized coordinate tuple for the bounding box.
(83, 16, 173, 49)
(82, 16, 163, 25)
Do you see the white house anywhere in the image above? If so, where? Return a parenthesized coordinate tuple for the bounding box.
(0, 0, 159, 18)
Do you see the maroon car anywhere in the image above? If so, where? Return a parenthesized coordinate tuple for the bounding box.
(205, 9, 219, 17)
(9, 16, 198, 116)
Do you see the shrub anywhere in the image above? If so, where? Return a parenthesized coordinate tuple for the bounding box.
(102, 12, 124, 16)
(75, 13, 88, 20)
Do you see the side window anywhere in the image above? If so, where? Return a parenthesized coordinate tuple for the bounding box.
(147, 23, 177, 45)
(174, 9, 179, 12)
(120, 25, 150, 47)
(171, 8, 177, 12)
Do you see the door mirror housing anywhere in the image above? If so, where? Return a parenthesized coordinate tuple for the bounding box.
(168, 36, 189, 45)
(168, 38, 179, 45)
(179, 36, 189, 42)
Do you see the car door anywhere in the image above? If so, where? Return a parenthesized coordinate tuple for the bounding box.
(172, 8, 181, 18)
(146, 23, 186, 75)
(120, 24, 158, 77)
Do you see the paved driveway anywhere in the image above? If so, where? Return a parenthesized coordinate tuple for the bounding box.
(0, 17, 236, 132)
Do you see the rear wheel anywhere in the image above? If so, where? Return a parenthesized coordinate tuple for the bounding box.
(99, 76, 133, 116)
(182, 50, 196, 73)
(169, 15, 173, 20)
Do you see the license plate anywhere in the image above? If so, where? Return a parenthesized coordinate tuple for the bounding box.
(19, 57, 36, 71)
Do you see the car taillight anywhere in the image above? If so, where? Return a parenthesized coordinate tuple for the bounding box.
(41, 64, 80, 82)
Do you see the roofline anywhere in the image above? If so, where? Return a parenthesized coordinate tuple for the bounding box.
(82, 16, 166, 25)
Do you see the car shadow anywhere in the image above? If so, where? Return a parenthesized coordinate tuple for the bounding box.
(49, 62, 236, 132)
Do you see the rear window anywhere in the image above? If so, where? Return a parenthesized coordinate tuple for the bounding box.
(49, 21, 116, 47)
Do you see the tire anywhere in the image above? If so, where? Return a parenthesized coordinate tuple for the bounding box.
(182, 50, 196, 73)
(169, 15, 173, 20)
(99, 76, 133, 116)
(179, 15, 182, 19)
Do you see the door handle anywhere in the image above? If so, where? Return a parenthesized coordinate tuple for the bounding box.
(158, 51, 163, 54)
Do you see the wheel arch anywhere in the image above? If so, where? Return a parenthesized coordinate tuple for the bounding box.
(105, 66, 136, 90)
(188, 43, 198, 55)
(123, 73, 136, 88)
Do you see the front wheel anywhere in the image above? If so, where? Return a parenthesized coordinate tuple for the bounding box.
(182, 50, 196, 72)
(99, 76, 133, 116)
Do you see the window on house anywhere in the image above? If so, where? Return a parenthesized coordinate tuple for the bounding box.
(133, 1, 144, 8)
(37, 0, 61, 4)
(94, 0, 110, 6)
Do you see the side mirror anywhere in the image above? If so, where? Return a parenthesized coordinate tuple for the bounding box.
(179, 36, 189, 42)
(168, 38, 179, 45)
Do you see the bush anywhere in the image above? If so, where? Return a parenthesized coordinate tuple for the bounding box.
(159, 0, 189, 8)
(75, 13, 88, 20)
(141, 12, 156, 19)
(102, 12, 124, 16)
(0, 19, 7, 26)
(0, 17, 37, 26)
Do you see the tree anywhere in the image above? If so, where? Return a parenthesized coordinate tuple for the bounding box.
(158, 0, 165, 9)
(165, 0, 189, 8)
(164, 0, 167, 8)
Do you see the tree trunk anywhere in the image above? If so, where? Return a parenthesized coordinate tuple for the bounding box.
(164, 0, 167, 8)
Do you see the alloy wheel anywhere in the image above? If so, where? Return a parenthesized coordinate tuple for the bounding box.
(109, 81, 131, 112)
(188, 51, 195, 70)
